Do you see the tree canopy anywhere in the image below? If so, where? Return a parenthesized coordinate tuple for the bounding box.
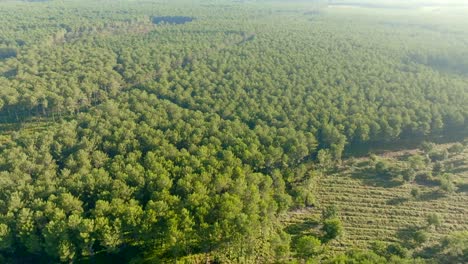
(0, 0, 467, 263)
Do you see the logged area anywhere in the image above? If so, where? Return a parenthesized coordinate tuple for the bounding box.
(287, 143, 468, 256)
(0, 0, 467, 263)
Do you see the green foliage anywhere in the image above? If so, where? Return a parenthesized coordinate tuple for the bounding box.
(385, 243, 409, 259)
(373, 158, 403, 181)
(295, 235, 322, 259)
(322, 218, 344, 242)
(402, 168, 416, 182)
(325, 249, 387, 264)
(317, 149, 334, 171)
(438, 231, 468, 263)
(410, 188, 420, 199)
(0, 224, 12, 251)
(407, 154, 427, 171)
(375, 160, 391, 176)
(426, 213, 443, 229)
(0, 0, 467, 262)
(439, 174, 456, 194)
(320, 123, 347, 161)
(370, 241, 387, 257)
(326, 249, 427, 264)
(322, 205, 339, 220)
(369, 241, 410, 260)
(432, 161, 445, 176)
(412, 230, 429, 245)
(271, 230, 292, 260)
(421, 142, 436, 154)
(429, 149, 449, 162)
(448, 143, 464, 154)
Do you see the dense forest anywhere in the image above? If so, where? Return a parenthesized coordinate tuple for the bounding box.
(0, 0, 467, 263)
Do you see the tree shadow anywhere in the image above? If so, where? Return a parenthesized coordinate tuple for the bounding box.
(386, 197, 409, 205)
(2, 68, 17, 78)
(396, 153, 414, 161)
(285, 218, 320, 235)
(329, 165, 348, 174)
(396, 225, 420, 248)
(355, 160, 371, 168)
(415, 174, 439, 187)
(418, 190, 445, 201)
(446, 158, 466, 167)
(350, 166, 403, 188)
(415, 244, 442, 259)
(456, 183, 468, 194)
(444, 157, 468, 174)
(448, 166, 468, 174)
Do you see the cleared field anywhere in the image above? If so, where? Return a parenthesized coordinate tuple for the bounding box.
(286, 143, 468, 253)
(0, 120, 56, 145)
